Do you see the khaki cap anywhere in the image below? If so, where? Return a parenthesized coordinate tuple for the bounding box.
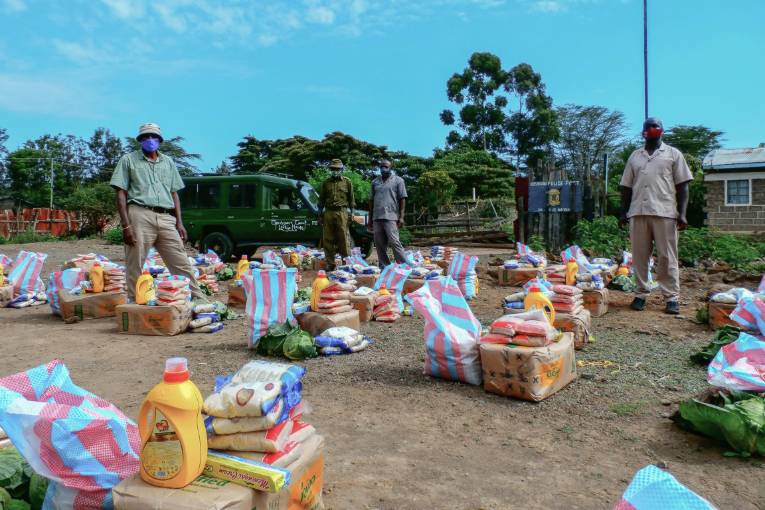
(136, 123, 163, 142)
(329, 159, 344, 169)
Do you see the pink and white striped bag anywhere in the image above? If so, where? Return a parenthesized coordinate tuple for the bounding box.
(8, 250, 47, 296)
(243, 268, 298, 349)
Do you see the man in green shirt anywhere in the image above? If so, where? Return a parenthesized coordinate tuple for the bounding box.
(318, 159, 354, 270)
(110, 123, 204, 302)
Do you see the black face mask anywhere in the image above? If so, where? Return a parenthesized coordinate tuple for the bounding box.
(380, 169, 391, 178)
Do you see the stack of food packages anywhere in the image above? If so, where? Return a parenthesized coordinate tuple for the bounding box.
(502, 277, 553, 312)
(410, 265, 442, 280)
(430, 245, 457, 263)
(203, 360, 320, 472)
(505, 243, 546, 270)
(104, 266, 126, 292)
(481, 309, 559, 347)
(545, 264, 566, 284)
(373, 291, 400, 322)
(549, 284, 584, 315)
(318, 272, 356, 315)
(573, 271, 605, 291)
(710, 287, 761, 304)
(314, 326, 373, 356)
(155, 275, 191, 306)
(188, 302, 225, 333)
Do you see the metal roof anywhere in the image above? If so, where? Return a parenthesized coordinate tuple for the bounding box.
(703, 146, 765, 171)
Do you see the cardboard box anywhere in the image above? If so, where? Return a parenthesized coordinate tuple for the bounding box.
(0, 285, 13, 307)
(355, 274, 377, 289)
(403, 278, 426, 295)
(349, 293, 376, 323)
(480, 333, 577, 402)
(58, 290, 126, 322)
(297, 310, 360, 337)
(582, 288, 609, 318)
(708, 301, 738, 331)
(228, 284, 246, 308)
(497, 268, 542, 287)
(251, 434, 325, 510)
(115, 304, 191, 336)
(553, 309, 592, 350)
(113, 474, 256, 510)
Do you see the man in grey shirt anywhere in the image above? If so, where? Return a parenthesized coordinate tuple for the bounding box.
(369, 160, 407, 267)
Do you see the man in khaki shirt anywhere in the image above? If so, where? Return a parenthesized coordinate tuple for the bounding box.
(620, 117, 693, 314)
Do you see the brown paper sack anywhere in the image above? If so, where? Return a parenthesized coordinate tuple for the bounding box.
(553, 309, 592, 350)
(228, 284, 246, 308)
(349, 293, 376, 323)
(297, 310, 360, 337)
(480, 333, 577, 402)
(113, 474, 256, 510)
(497, 268, 542, 287)
(0, 285, 13, 307)
(582, 288, 609, 318)
(708, 301, 739, 331)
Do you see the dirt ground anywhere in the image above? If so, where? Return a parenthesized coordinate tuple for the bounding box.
(1, 239, 763, 509)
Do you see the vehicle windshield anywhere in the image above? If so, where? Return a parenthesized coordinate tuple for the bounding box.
(299, 184, 320, 210)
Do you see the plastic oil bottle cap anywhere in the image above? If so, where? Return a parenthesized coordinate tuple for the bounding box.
(317, 270, 326, 277)
(93, 261, 101, 267)
(241, 255, 248, 260)
(142, 269, 150, 275)
(164, 357, 189, 383)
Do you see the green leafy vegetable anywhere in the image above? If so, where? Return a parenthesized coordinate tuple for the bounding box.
(257, 322, 317, 360)
(216, 266, 235, 281)
(7, 499, 30, 510)
(0, 487, 11, 509)
(690, 326, 740, 365)
(28, 474, 47, 510)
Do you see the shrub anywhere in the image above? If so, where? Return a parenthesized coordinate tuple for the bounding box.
(7, 230, 56, 244)
(527, 234, 545, 253)
(572, 216, 629, 258)
(104, 226, 123, 245)
(59, 183, 116, 236)
(399, 227, 413, 247)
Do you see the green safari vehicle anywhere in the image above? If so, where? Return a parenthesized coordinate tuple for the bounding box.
(179, 174, 372, 261)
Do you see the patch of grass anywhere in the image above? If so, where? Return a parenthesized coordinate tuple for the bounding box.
(4, 230, 58, 244)
(610, 401, 649, 417)
(103, 226, 123, 245)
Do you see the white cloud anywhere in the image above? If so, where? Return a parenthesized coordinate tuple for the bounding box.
(2, 0, 26, 13)
(532, 0, 565, 12)
(306, 5, 336, 24)
(0, 73, 106, 118)
(100, 0, 136, 19)
(52, 40, 118, 64)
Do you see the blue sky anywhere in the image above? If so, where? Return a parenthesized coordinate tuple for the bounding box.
(1, 0, 763, 170)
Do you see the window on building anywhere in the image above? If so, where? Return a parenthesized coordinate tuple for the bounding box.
(197, 183, 220, 208)
(725, 179, 750, 206)
(229, 183, 257, 208)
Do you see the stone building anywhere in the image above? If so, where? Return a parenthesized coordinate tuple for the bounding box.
(702, 146, 765, 232)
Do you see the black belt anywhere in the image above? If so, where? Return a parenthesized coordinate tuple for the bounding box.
(131, 203, 174, 215)
(325, 207, 349, 211)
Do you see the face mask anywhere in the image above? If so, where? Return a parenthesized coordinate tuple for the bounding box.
(331, 168, 342, 176)
(141, 138, 160, 152)
(380, 168, 391, 177)
(643, 127, 663, 140)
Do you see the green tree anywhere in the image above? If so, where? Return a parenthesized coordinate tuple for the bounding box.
(0, 128, 8, 189)
(87, 128, 124, 181)
(431, 147, 514, 199)
(554, 104, 627, 178)
(125, 136, 201, 176)
(685, 154, 706, 228)
(59, 182, 116, 235)
(663, 125, 724, 159)
(7, 135, 89, 207)
(231, 132, 390, 181)
(605, 141, 639, 214)
(415, 169, 456, 219)
(503, 62, 559, 168)
(213, 161, 232, 175)
(308, 167, 372, 204)
(440, 52, 508, 152)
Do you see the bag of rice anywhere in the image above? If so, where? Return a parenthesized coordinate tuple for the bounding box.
(203, 381, 282, 418)
(207, 419, 293, 452)
(225, 440, 303, 468)
(206, 400, 285, 435)
(191, 322, 225, 333)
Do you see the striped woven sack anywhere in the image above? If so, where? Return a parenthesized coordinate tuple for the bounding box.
(0, 360, 140, 509)
(8, 250, 47, 296)
(374, 263, 413, 312)
(447, 252, 479, 300)
(243, 268, 298, 349)
(405, 276, 482, 385)
(614, 465, 716, 510)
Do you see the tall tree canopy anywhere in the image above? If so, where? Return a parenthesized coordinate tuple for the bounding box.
(0, 128, 8, 189)
(440, 52, 558, 168)
(231, 131, 390, 181)
(663, 125, 724, 159)
(87, 128, 124, 182)
(555, 104, 627, 178)
(431, 146, 514, 199)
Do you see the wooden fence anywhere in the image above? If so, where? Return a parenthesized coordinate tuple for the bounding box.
(0, 208, 81, 239)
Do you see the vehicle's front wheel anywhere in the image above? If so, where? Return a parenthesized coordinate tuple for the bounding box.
(201, 231, 234, 262)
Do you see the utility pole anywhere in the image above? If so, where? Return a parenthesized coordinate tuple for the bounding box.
(49, 158, 54, 209)
(643, 0, 648, 119)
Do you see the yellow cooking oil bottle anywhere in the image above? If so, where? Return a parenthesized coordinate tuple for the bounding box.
(565, 261, 578, 286)
(236, 255, 249, 281)
(0, 264, 5, 287)
(135, 270, 155, 305)
(138, 357, 207, 489)
(90, 261, 104, 293)
(289, 252, 300, 266)
(524, 284, 555, 325)
(378, 285, 391, 296)
(311, 270, 331, 311)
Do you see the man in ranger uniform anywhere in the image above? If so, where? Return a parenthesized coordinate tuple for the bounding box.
(318, 159, 355, 270)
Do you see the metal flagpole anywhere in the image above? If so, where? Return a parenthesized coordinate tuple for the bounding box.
(643, 0, 648, 119)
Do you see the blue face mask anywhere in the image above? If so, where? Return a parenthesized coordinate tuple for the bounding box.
(141, 138, 160, 153)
